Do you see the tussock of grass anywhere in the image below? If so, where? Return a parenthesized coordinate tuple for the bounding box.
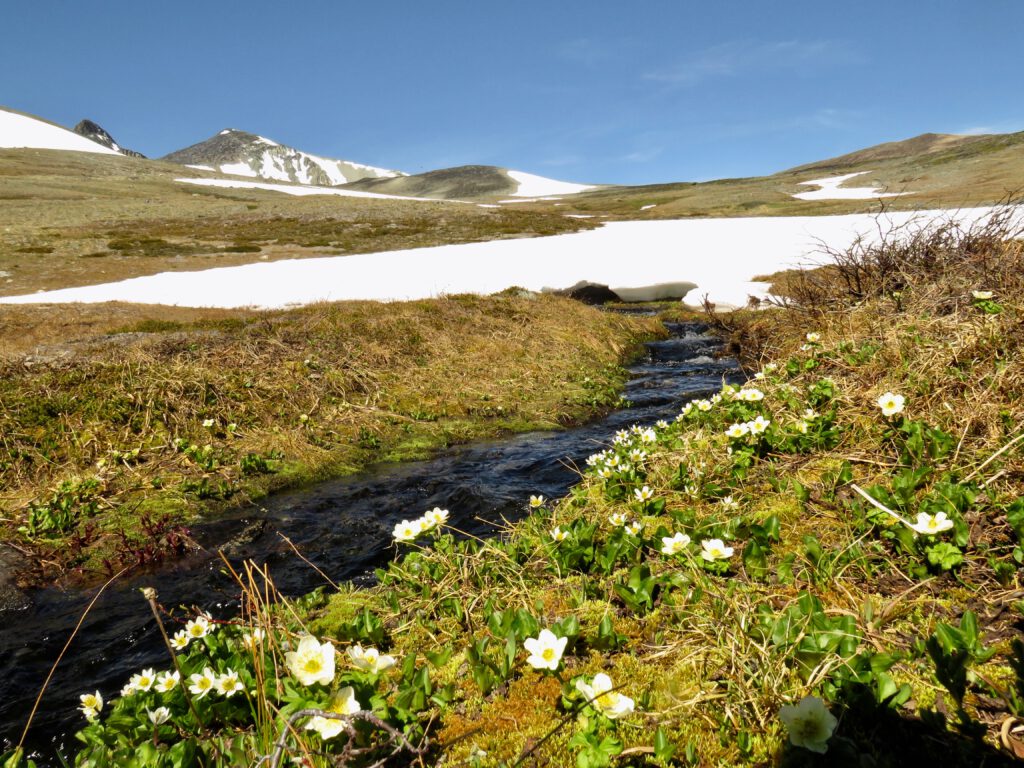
(0, 295, 658, 584)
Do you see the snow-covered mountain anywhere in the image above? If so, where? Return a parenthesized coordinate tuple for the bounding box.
(73, 119, 145, 158)
(163, 129, 404, 186)
(0, 106, 121, 155)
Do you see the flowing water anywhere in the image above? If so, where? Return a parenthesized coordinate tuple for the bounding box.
(0, 320, 741, 763)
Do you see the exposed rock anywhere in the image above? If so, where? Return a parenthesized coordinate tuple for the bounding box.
(73, 119, 145, 158)
(0, 545, 31, 614)
(545, 280, 621, 305)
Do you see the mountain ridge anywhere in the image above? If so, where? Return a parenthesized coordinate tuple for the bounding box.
(162, 129, 403, 186)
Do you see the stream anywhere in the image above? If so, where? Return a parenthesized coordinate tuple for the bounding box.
(0, 320, 742, 763)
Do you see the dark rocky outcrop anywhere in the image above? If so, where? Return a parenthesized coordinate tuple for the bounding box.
(73, 119, 145, 158)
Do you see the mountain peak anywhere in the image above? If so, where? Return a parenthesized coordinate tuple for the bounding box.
(73, 119, 145, 158)
(162, 130, 402, 185)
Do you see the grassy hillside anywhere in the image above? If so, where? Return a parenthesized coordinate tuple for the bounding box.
(528, 131, 1024, 220)
(14, 211, 1023, 768)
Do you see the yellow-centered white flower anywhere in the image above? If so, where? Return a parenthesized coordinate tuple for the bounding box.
(748, 416, 771, 435)
(700, 539, 734, 561)
(216, 669, 244, 697)
(421, 507, 449, 529)
(185, 615, 211, 639)
(188, 667, 217, 698)
(634, 486, 654, 502)
(305, 686, 361, 740)
(79, 691, 103, 721)
(523, 629, 568, 670)
(661, 532, 691, 555)
(551, 526, 568, 542)
(156, 671, 180, 694)
(575, 673, 635, 719)
(170, 630, 190, 651)
(909, 511, 954, 535)
(609, 512, 628, 527)
(392, 518, 424, 543)
(806, 332, 821, 343)
(347, 644, 396, 674)
(285, 635, 336, 687)
(726, 422, 750, 439)
(779, 696, 838, 754)
(148, 706, 172, 725)
(131, 668, 157, 692)
(625, 521, 643, 536)
(877, 392, 905, 417)
(529, 495, 546, 508)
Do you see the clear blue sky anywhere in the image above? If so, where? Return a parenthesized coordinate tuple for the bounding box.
(3, 1, 1022, 185)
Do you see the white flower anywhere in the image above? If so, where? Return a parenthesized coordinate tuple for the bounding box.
(597, 466, 613, 479)
(625, 521, 643, 536)
(877, 392, 905, 417)
(216, 668, 244, 697)
(188, 667, 217, 699)
(710, 393, 723, 405)
(639, 428, 657, 444)
(185, 615, 211, 640)
(795, 420, 809, 434)
(800, 343, 812, 352)
(741, 388, 764, 402)
(285, 635, 336, 687)
(605, 454, 620, 468)
(120, 680, 137, 697)
(392, 518, 424, 543)
(655, 420, 668, 429)
(720, 495, 739, 511)
(972, 290, 993, 300)
(619, 463, 633, 475)
(347, 644, 396, 674)
(305, 686, 361, 740)
(156, 670, 180, 694)
(148, 706, 172, 726)
(681, 402, 694, 416)
(700, 539, 734, 561)
(748, 415, 771, 435)
(609, 512, 628, 527)
(803, 408, 818, 420)
(696, 399, 713, 412)
(725, 422, 750, 439)
(763, 363, 778, 373)
(575, 673, 635, 719)
(551, 526, 568, 542)
(529, 494, 546, 508)
(779, 696, 838, 754)
(628, 449, 647, 462)
(79, 691, 103, 721)
(131, 668, 157, 692)
(806, 332, 821, 343)
(661, 532, 691, 555)
(241, 628, 265, 651)
(754, 371, 765, 380)
(170, 630, 190, 651)
(634, 486, 654, 502)
(523, 629, 568, 670)
(202, 418, 215, 428)
(909, 511, 954, 535)
(421, 507, 449, 529)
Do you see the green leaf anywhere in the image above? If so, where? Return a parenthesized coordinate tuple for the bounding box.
(654, 727, 676, 760)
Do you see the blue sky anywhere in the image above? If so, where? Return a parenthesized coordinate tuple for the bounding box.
(3, 1, 1022, 185)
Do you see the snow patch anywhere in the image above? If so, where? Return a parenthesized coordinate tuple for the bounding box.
(640, 204, 657, 211)
(219, 162, 258, 178)
(793, 171, 905, 201)
(506, 170, 595, 198)
(0, 109, 120, 155)
(185, 164, 214, 171)
(2, 207, 1013, 312)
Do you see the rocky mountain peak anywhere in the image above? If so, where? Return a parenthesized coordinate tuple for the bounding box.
(73, 119, 145, 158)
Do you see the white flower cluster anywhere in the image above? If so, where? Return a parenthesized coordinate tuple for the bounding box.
(392, 507, 450, 543)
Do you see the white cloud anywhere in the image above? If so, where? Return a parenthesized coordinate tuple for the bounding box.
(644, 40, 857, 87)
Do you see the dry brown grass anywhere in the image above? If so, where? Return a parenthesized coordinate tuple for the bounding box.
(0, 294, 660, 584)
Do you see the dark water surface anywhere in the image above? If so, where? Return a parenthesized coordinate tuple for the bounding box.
(0, 321, 741, 762)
